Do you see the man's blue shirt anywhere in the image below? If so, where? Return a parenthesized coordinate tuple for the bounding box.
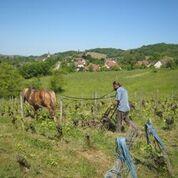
(116, 86, 130, 112)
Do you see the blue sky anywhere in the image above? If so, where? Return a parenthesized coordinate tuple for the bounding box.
(0, 0, 178, 56)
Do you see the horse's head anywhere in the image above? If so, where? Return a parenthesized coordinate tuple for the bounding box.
(21, 88, 32, 102)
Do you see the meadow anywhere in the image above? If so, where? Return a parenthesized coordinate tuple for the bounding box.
(0, 68, 178, 178)
(41, 68, 178, 98)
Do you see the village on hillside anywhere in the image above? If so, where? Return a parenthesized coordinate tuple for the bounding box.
(50, 51, 175, 72)
(0, 44, 177, 80)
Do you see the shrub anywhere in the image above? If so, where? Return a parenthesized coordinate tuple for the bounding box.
(0, 63, 24, 98)
(50, 71, 64, 93)
(164, 60, 176, 69)
(20, 61, 52, 79)
(23, 77, 42, 89)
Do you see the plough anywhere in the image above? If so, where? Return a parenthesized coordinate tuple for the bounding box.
(101, 104, 117, 131)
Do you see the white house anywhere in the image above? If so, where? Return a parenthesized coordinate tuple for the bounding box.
(53, 61, 61, 70)
(154, 61, 162, 69)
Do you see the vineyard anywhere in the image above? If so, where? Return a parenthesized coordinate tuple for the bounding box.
(0, 69, 178, 178)
(1, 0, 178, 177)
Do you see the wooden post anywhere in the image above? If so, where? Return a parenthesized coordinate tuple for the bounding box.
(116, 159, 123, 178)
(81, 94, 83, 106)
(104, 159, 122, 178)
(91, 92, 94, 116)
(85, 133, 91, 147)
(19, 94, 25, 131)
(156, 89, 159, 102)
(134, 91, 137, 101)
(94, 91, 98, 116)
(59, 97, 63, 123)
(94, 91, 97, 106)
(20, 94, 24, 118)
(97, 93, 100, 113)
(162, 150, 173, 177)
(171, 90, 174, 99)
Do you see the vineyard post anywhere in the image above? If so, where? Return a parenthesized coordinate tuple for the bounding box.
(91, 92, 94, 116)
(162, 150, 173, 177)
(138, 91, 140, 109)
(110, 91, 113, 104)
(171, 90, 174, 99)
(59, 97, 63, 123)
(156, 89, 159, 107)
(94, 91, 98, 116)
(20, 94, 24, 118)
(94, 91, 97, 106)
(134, 91, 137, 101)
(97, 93, 100, 114)
(156, 89, 159, 99)
(81, 94, 83, 106)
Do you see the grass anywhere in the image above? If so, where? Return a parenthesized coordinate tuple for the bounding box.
(0, 116, 115, 178)
(40, 68, 178, 98)
(0, 68, 178, 178)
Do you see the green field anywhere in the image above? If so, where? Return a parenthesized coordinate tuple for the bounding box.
(0, 69, 178, 178)
(40, 68, 178, 98)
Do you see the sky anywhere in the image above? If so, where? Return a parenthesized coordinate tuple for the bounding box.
(0, 0, 178, 56)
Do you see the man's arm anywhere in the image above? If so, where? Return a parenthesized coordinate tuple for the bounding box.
(114, 89, 121, 106)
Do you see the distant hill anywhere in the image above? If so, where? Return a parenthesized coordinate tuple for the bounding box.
(1, 43, 178, 66)
(0, 54, 34, 66)
(86, 48, 124, 58)
(85, 51, 107, 59)
(86, 43, 178, 61)
(134, 43, 178, 58)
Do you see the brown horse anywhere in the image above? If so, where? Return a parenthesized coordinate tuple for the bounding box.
(21, 87, 56, 120)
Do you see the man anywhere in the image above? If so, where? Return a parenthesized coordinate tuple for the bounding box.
(113, 81, 137, 132)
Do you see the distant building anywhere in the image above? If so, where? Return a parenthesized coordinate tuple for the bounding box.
(53, 61, 61, 70)
(147, 61, 155, 67)
(47, 52, 51, 58)
(160, 56, 174, 66)
(136, 60, 149, 67)
(154, 61, 162, 69)
(74, 58, 86, 71)
(104, 59, 119, 69)
(153, 56, 174, 69)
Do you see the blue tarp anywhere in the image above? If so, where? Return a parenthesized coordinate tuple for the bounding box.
(116, 137, 137, 178)
(145, 121, 165, 149)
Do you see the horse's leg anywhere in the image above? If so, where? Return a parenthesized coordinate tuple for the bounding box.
(49, 106, 62, 138)
(47, 105, 57, 123)
(50, 108, 56, 121)
(33, 106, 39, 119)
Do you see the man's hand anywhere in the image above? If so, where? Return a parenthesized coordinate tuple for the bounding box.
(112, 100, 119, 106)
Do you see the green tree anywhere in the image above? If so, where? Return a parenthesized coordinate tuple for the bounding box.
(23, 77, 42, 89)
(50, 71, 64, 93)
(20, 61, 53, 79)
(0, 63, 24, 98)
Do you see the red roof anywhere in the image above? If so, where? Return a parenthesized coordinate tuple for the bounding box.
(105, 59, 118, 68)
(74, 58, 86, 67)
